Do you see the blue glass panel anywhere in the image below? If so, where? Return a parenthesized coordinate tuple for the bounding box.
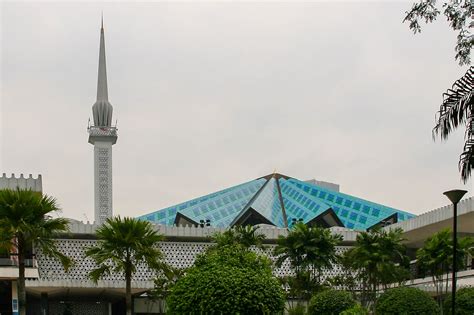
(284, 178, 415, 230)
(279, 179, 332, 225)
(248, 178, 285, 227)
(138, 178, 266, 227)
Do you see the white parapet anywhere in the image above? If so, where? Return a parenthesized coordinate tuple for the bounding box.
(0, 173, 42, 192)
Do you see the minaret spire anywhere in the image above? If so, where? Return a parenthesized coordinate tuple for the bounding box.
(91, 16, 113, 127)
(97, 15, 108, 101)
(88, 17, 117, 225)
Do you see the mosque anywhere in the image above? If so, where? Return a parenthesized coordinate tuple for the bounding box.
(0, 21, 473, 315)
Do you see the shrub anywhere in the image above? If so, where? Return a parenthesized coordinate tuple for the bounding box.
(340, 304, 369, 315)
(166, 245, 285, 314)
(443, 287, 474, 315)
(288, 303, 307, 315)
(375, 287, 440, 315)
(308, 289, 356, 315)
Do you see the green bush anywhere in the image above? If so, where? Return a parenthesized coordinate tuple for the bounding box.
(166, 245, 285, 314)
(340, 304, 368, 315)
(308, 289, 356, 315)
(288, 303, 307, 315)
(443, 287, 474, 315)
(375, 287, 440, 315)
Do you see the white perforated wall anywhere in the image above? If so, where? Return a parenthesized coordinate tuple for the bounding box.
(94, 142, 113, 225)
(36, 239, 351, 283)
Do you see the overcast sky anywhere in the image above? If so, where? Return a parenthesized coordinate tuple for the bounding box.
(1, 1, 471, 222)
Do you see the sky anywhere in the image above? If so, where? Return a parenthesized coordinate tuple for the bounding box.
(1, 1, 472, 222)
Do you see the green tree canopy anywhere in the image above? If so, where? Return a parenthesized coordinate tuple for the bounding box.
(212, 224, 266, 249)
(85, 216, 164, 315)
(375, 287, 440, 315)
(404, 1, 473, 181)
(0, 188, 71, 315)
(307, 289, 356, 315)
(167, 244, 285, 314)
(345, 228, 409, 308)
(274, 222, 342, 279)
(416, 228, 474, 307)
(443, 287, 474, 315)
(404, 0, 472, 66)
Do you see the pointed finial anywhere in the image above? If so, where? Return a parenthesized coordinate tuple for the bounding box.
(101, 12, 103, 30)
(96, 16, 108, 101)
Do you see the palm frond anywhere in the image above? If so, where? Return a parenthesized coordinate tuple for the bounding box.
(433, 66, 474, 182)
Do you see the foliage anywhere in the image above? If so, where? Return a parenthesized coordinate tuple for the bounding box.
(433, 67, 474, 181)
(325, 252, 359, 299)
(404, 0, 473, 66)
(339, 303, 369, 315)
(345, 228, 409, 308)
(167, 244, 285, 314)
(212, 224, 266, 249)
(307, 289, 356, 315)
(404, 1, 473, 181)
(274, 222, 342, 281)
(0, 188, 71, 315)
(280, 271, 326, 301)
(416, 228, 474, 308)
(85, 216, 164, 315)
(443, 287, 474, 315)
(375, 287, 440, 315)
(148, 266, 186, 314)
(287, 303, 307, 315)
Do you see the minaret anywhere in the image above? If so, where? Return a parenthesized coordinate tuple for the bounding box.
(88, 18, 117, 225)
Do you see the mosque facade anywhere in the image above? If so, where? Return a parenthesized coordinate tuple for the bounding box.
(0, 21, 473, 315)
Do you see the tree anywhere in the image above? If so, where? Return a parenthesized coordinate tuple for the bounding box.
(149, 266, 185, 314)
(404, 0, 472, 66)
(167, 244, 285, 314)
(443, 287, 474, 315)
(404, 1, 473, 181)
(345, 228, 409, 309)
(85, 216, 164, 315)
(375, 287, 440, 315)
(274, 222, 342, 282)
(307, 289, 356, 315)
(0, 188, 72, 315)
(433, 67, 474, 181)
(416, 228, 474, 310)
(211, 224, 266, 249)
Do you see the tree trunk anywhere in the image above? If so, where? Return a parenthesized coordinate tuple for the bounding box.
(126, 267, 132, 315)
(18, 242, 26, 315)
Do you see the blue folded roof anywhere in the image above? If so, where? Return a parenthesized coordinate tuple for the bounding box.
(137, 173, 415, 230)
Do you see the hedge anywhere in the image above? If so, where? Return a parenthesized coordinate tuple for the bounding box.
(443, 287, 474, 315)
(166, 245, 285, 314)
(375, 287, 440, 315)
(308, 289, 356, 315)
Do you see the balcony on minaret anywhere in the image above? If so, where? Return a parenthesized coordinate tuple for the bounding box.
(88, 125, 118, 145)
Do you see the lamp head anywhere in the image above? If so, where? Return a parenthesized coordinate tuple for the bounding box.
(443, 189, 468, 204)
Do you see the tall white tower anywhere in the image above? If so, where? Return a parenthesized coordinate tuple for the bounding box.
(88, 19, 117, 225)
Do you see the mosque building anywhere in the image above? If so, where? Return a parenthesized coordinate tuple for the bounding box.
(0, 20, 473, 315)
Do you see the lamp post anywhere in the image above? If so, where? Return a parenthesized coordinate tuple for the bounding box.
(443, 189, 467, 315)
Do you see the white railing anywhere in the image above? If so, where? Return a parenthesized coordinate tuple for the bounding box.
(87, 126, 118, 137)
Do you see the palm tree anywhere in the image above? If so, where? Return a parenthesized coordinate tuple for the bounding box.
(85, 216, 164, 315)
(212, 225, 266, 249)
(416, 228, 474, 311)
(433, 66, 474, 182)
(274, 222, 342, 280)
(346, 228, 409, 309)
(273, 222, 342, 303)
(0, 188, 72, 315)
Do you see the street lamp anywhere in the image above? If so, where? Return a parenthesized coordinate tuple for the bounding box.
(443, 189, 467, 315)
